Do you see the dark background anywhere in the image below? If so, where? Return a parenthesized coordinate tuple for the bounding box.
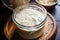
(0, 0, 60, 40)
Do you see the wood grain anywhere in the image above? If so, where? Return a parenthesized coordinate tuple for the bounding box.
(4, 13, 57, 40)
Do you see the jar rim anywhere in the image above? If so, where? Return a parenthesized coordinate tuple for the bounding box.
(12, 3, 47, 30)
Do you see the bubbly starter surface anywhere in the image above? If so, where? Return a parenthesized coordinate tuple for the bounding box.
(15, 8, 45, 26)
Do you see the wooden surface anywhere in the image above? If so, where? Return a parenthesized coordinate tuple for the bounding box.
(0, 0, 60, 40)
(4, 13, 57, 40)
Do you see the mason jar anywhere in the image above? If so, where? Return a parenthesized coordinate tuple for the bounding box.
(12, 3, 47, 39)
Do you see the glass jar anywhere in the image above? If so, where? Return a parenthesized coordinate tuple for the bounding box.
(12, 3, 47, 39)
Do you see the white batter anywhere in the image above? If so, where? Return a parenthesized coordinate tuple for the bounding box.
(15, 8, 45, 26)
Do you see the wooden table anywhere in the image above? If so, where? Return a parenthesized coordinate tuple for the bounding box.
(4, 13, 57, 40)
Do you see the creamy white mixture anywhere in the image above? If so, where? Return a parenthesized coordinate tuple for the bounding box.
(38, 0, 56, 6)
(15, 8, 45, 26)
(14, 6, 46, 39)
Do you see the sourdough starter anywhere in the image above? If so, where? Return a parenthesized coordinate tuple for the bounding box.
(14, 7, 46, 39)
(15, 8, 45, 31)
